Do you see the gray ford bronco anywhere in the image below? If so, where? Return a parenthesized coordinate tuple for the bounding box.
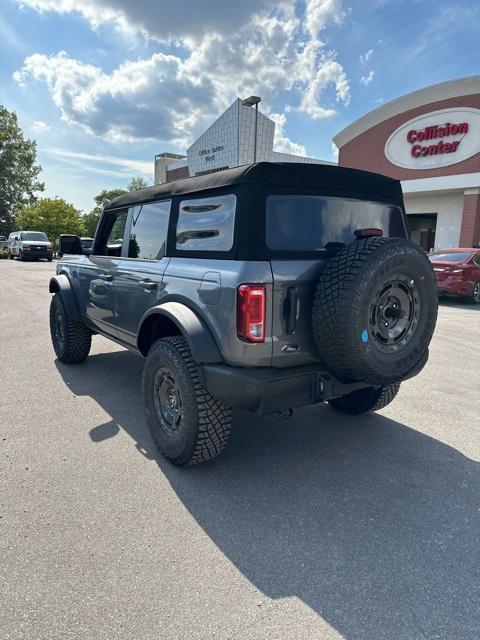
(49, 162, 438, 466)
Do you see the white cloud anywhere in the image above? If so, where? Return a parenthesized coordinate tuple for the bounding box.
(360, 48, 374, 64)
(269, 113, 307, 155)
(0, 14, 25, 50)
(16, 0, 288, 41)
(45, 148, 153, 176)
(31, 120, 50, 132)
(13, 0, 351, 144)
(360, 70, 374, 86)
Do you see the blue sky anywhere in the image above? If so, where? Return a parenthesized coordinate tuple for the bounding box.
(1, 0, 479, 212)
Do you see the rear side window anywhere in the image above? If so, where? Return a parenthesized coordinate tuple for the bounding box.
(266, 195, 405, 252)
(128, 200, 170, 260)
(176, 194, 236, 251)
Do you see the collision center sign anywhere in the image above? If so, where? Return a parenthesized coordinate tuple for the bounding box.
(384, 107, 480, 169)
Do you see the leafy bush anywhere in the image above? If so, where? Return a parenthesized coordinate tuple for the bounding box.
(0, 247, 9, 259)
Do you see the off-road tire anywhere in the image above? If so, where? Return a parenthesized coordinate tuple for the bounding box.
(19, 251, 25, 261)
(142, 336, 231, 466)
(8, 252, 14, 260)
(312, 237, 437, 385)
(49, 293, 91, 363)
(329, 382, 401, 414)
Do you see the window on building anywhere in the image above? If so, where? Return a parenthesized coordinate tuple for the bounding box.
(176, 194, 236, 251)
(128, 200, 171, 260)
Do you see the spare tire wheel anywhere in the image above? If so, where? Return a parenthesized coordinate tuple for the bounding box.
(312, 237, 438, 385)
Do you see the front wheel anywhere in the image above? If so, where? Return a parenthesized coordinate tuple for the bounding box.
(328, 382, 401, 414)
(142, 336, 231, 466)
(470, 282, 480, 305)
(49, 293, 91, 363)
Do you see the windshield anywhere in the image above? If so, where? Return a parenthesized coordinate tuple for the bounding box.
(429, 252, 472, 263)
(20, 232, 49, 242)
(266, 195, 405, 252)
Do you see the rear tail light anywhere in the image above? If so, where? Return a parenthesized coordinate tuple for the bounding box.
(237, 285, 266, 343)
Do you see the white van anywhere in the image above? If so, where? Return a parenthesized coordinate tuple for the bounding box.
(8, 231, 53, 261)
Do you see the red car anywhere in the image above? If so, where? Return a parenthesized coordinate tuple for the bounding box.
(429, 248, 480, 304)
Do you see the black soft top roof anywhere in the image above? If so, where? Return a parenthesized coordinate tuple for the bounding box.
(106, 162, 403, 210)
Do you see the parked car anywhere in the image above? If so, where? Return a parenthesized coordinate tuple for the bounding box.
(49, 162, 438, 466)
(0, 235, 8, 248)
(9, 231, 53, 261)
(80, 237, 94, 251)
(429, 248, 480, 304)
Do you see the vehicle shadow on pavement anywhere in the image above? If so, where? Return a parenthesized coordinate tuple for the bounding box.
(56, 351, 480, 640)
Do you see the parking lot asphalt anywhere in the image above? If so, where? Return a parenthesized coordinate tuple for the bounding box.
(1, 258, 479, 640)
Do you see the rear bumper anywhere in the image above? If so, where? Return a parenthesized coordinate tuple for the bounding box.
(203, 352, 428, 415)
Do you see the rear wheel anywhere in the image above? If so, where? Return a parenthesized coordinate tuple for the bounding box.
(49, 293, 91, 363)
(329, 382, 400, 414)
(8, 252, 14, 260)
(142, 336, 231, 466)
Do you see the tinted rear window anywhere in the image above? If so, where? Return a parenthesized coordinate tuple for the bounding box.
(266, 195, 405, 252)
(429, 252, 472, 263)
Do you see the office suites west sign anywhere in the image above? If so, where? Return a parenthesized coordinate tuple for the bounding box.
(385, 107, 480, 169)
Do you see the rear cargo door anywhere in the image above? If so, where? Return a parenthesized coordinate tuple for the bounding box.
(267, 193, 407, 368)
(270, 259, 327, 367)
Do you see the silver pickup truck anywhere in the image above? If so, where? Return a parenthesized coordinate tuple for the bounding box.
(49, 162, 438, 466)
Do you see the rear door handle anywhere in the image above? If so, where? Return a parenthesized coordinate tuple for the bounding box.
(285, 287, 298, 334)
(138, 279, 157, 291)
(100, 272, 113, 282)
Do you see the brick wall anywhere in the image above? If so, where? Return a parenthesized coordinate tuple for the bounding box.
(459, 190, 480, 247)
(166, 166, 189, 182)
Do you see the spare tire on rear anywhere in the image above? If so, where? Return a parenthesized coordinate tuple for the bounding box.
(312, 237, 438, 385)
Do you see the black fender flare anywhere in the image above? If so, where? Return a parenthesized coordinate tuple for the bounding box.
(138, 302, 223, 364)
(49, 274, 82, 322)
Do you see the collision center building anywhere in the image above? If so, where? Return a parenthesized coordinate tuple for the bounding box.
(334, 76, 480, 251)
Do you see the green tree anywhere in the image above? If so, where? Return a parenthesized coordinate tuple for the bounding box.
(82, 187, 127, 237)
(16, 197, 85, 241)
(0, 105, 44, 235)
(127, 176, 149, 191)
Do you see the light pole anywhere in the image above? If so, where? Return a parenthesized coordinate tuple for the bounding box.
(242, 96, 261, 163)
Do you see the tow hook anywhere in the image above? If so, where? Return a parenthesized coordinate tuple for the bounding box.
(279, 408, 294, 420)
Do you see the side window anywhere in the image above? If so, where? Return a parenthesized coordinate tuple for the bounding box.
(95, 209, 128, 257)
(176, 194, 236, 251)
(128, 200, 170, 260)
(475, 254, 480, 266)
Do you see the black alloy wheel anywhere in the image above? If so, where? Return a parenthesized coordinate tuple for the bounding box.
(153, 369, 184, 435)
(370, 276, 420, 352)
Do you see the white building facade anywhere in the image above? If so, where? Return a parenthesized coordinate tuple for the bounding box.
(154, 98, 330, 184)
